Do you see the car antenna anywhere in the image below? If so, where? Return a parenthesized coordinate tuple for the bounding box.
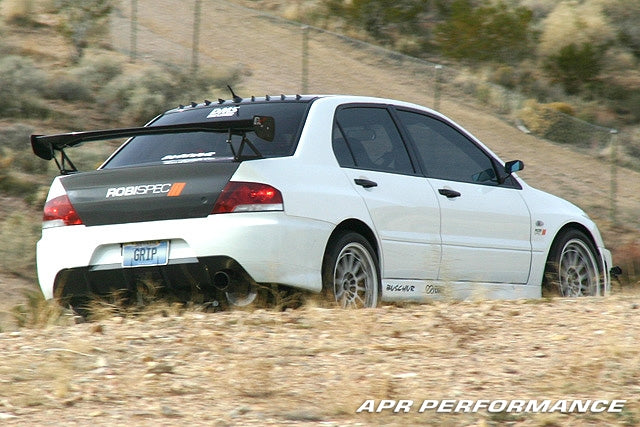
(227, 85, 243, 103)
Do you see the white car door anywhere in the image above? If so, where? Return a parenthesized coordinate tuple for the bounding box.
(333, 106, 442, 281)
(430, 178, 531, 283)
(394, 109, 532, 284)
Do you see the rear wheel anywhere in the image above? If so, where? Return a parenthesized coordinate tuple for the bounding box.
(544, 229, 601, 297)
(322, 232, 380, 308)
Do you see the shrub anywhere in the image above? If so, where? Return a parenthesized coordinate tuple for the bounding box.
(519, 99, 609, 148)
(0, 56, 48, 117)
(137, 66, 176, 100)
(435, 0, 535, 63)
(611, 242, 640, 286)
(0, 124, 53, 175)
(538, 2, 615, 58)
(520, 0, 556, 19)
(124, 88, 166, 124)
(0, 123, 34, 152)
(69, 49, 125, 90)
(322, 0, 428, 46)
(99, 66, 171, 125)
(602, 0, 640, 59)
(99, 73, 141, 113)
(490, 65, 518, 89)
(538, 1, 615, 96)
(544, 42, 606, 95)
(99, 63, 242, 125)
(475, 84, 492, 105)
(2, 0, 38, 26)
(0, 212, 40, 278)
(617, 89, 640, 124)
(546, 102, 575, 116)
(13, 153, 51, 175)
(11, 290, 70, 329)
(45, 75, 93, 102)
(55, 0, 115, 61)
(0, 171, 42, 198)
(169, 63, 243, 102)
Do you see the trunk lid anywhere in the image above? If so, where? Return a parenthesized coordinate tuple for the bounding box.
(61, 162, 239, 226)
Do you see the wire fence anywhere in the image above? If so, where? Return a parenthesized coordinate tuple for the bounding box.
(112, 0, 626, 224)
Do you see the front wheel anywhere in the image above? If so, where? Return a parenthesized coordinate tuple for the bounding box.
(543, 229, 601, 297)
(322, 232, 380, 308)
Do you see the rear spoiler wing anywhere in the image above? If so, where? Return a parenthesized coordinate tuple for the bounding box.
(31, 116, 275, 174)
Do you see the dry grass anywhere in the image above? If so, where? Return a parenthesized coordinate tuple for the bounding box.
(0, 0, 35, 24)
(538, 2, 615, 57)
(1, 295, 640, 425)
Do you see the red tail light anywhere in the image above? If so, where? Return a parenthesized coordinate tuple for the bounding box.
(212, 182, 283, 214)
(43, 195, 83, 228)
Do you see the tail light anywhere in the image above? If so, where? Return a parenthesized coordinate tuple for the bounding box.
(212, 182, 283, 214)
(43, 194, 83, 228)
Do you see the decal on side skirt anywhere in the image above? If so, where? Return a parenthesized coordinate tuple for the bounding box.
(385, 284, 416, 293)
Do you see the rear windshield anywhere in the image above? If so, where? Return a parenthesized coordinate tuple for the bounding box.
(102, 102, 310, 169)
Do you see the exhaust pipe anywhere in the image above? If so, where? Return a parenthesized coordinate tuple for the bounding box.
(212, 270, 231, 291)
(226, 282, 258, 307)
(212, 269, 257, 307)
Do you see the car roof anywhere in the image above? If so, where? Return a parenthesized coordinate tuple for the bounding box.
(162, 94, 320, 115)
(161, 94, 440, 116)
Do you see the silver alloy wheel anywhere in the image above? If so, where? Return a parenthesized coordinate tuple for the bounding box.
(332, 242, 378, 308)
(558, 238, 600, 296)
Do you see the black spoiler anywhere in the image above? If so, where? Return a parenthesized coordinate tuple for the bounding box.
(31, 116, 275, 174)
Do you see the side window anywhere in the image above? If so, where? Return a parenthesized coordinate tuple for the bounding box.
(397, 110, 499, 185)
(332, 124, 355, 167)
(333, 107, 414, 174)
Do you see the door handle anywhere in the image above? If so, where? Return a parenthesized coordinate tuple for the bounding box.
(438, 188, 461, 198)
(354, 178, 378, 188)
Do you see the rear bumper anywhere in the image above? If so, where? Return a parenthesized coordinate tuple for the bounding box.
(50, 256, 256, 305)
(37, 212, 332, 300)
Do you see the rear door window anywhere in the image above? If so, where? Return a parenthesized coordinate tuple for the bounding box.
(333, 106, 415, 175)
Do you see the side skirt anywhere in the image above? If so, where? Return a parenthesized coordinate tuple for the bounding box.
(380, 279, 541, 302)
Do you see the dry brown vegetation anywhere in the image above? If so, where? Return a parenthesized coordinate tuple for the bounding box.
(2, 295, 640, 426)
(1, 1, 640, 426)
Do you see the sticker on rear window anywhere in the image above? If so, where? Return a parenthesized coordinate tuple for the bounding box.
(161, 152, 216, 164)
(207, 106, 239, 118)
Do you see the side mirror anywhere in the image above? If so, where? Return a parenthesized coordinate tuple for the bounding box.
(504, 160, 524, 175)
(253, 116, 275, 142)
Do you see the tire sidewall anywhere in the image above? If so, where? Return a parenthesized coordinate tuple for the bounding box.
(322, 232, 380, 307)
(544, 229, 601, 296)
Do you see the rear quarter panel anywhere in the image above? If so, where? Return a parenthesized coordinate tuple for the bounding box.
(231, 96, 375, 228)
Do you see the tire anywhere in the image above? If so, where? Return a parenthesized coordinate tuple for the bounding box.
(322, 232, 380, 308)
(543, 229, 601, 297)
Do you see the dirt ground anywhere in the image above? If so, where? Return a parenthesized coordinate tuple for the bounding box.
(1, 293, 640, 426)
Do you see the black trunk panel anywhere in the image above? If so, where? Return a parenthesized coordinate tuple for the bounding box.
(61, 162, 240, 226)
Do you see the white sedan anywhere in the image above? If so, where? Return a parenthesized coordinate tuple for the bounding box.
(31, 95, 614, 309)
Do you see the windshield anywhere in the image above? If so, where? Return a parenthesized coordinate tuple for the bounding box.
(101, 102, 310, 169)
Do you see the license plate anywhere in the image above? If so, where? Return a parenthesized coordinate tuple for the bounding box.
(122, 241, 169, 267)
